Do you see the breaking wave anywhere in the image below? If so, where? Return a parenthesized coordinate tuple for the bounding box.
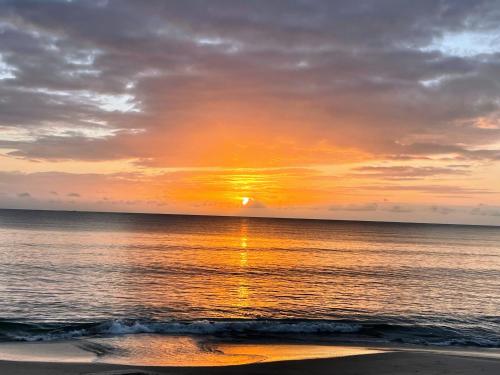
(0, 318, 498, 347)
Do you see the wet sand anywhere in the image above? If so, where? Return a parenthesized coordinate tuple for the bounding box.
(0, 337, 385, 366)
(0, 348, 499, 375)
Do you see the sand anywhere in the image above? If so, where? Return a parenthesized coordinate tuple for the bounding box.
(0, 337, 386, 366)
(0, 350, 499, 375)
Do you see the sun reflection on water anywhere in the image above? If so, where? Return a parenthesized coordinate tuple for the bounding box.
(236, 219, 250, 308)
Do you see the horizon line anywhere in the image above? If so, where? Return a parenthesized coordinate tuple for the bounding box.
(0, 206, 498, 229)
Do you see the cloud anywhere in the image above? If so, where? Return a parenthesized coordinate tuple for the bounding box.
(364, 184, 497, 196)
(385, 205, 413, 213)
(329, 203, 379, 212)
(0, 1, 500, 167)
(17, 192, 30, 198)
(430, 205, 456, 215)
(67, 192, 81, 197)
(351, 165, 470, 180)
(392, 143, 500, 162)
(470, 204, 500, 217)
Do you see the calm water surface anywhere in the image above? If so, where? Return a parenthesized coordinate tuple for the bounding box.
(0, 209, 499, 347)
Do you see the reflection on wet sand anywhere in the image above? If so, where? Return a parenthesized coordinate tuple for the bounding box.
(0, 335, 386, 367)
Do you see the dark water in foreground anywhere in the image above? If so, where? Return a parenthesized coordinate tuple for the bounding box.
(0, 209, 499, 347)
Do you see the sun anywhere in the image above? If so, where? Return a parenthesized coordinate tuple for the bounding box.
(241, 197, 251, 206)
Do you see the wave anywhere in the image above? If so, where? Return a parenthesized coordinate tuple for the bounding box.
(0, 319, 361, 342)
(0, 318, 498, 348)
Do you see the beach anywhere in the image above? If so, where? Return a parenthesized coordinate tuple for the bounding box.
(1, 338, 500, 375)
(0, 349, 500, 375)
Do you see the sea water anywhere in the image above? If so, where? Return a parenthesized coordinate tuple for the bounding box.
(0, 209, 499, 351)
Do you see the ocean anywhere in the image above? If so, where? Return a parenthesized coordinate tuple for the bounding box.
(0, 208, 499, 349)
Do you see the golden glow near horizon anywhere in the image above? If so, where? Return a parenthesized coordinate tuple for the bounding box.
(2, 157, 500, 225)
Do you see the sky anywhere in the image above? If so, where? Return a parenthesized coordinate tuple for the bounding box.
(1, 0, 500, 225)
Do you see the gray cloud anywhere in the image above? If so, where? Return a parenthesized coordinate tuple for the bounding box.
(329, 203, 379, 212)
(364, 184, 497, 196)
(385, 205, 413, 213)
(351, 165, 470, 180)
(470, 204, 500, 217)
(17, 192, 30, 198)
(0, 1, 500, 166)
(430, 205, 456, 215)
